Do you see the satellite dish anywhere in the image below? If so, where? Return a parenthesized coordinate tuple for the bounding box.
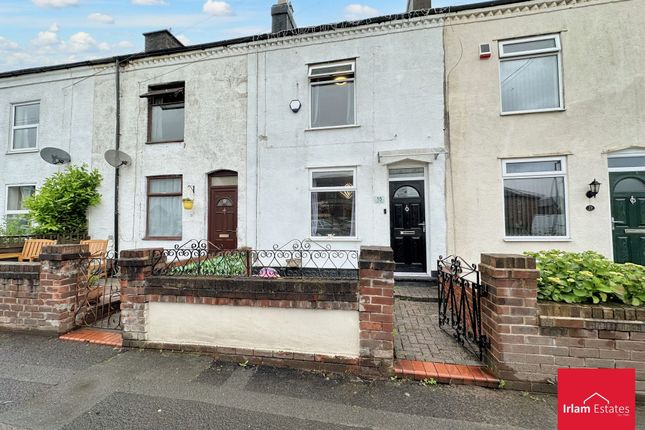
(40, 147, 71, 165)
(104, 150, 132, 168)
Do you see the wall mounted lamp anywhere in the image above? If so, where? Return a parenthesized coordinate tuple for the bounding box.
(585, 179, 601, 212)
(586, 179, 601, 199)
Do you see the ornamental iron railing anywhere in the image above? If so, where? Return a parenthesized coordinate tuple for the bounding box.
(74, 250, 121, 330)
(437, 255, 489, 361)
(151, 239, 358, 279)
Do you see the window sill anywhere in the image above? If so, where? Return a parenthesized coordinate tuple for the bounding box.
(6, 149, 39, 155)
(309, 236, 361, 242)
(143, 236, 182, 241)
(500, 107, 565, 116)
(305, 124, 360, 132)
(146, 140, 184, 145)
(504, 237, 572, 242)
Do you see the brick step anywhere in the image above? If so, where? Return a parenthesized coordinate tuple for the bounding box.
(59, 328, 123, 348)
(394, 359, 499, 388)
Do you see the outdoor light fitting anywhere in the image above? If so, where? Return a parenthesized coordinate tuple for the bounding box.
(586, 179, 601, 199)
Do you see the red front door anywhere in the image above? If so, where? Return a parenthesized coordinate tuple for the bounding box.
(208, 186, 238, 250)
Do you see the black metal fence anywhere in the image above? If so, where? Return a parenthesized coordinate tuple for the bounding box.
(74, 250, 121, 330)
(151, 239, 359, 280)
(437, 255, 489, 361)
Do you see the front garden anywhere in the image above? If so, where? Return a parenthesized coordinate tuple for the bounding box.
(526, 250, 645, 307)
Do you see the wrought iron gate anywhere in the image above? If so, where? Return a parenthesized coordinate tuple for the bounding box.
(437, 255, 488, 361)
(75, 251, 121, 330)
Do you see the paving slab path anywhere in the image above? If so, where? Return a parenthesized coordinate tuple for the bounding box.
(394, 298, 483, 366)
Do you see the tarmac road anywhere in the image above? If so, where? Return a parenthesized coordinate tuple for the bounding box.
(0, 332, 641, 430)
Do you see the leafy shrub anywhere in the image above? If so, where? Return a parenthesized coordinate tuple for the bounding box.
(526, 250, 645, 306)
(24, 164, 102, 234)
(170, 255, 246, 277)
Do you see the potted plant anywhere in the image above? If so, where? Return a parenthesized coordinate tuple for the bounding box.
(182, 198, 194, 210)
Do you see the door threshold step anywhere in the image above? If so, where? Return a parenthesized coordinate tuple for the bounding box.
(394, 359, 499, 388)
(394, 275, 437, 283)
(59, 328, 123, 348)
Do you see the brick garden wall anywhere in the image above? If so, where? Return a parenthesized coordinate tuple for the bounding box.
(0, 244, 89, 334)
(119, 246, 395, 377)
(480, 253, 645, 398)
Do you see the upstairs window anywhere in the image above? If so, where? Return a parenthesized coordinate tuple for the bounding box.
(6, 185, 35, 221)
(310, 169, 356, 238)
(141, 82, 185, 143)
(309, 61, 355, 129)
(502, 157, 568, 239)
(499, 34, 563, 114)
(11, 102, 40, 151)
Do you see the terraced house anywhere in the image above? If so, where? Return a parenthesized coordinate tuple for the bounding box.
(0, 0, 642, 274)
(443, 0, 645, 265)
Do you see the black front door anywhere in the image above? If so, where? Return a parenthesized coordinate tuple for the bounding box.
(390, 181, 426, 272)
(610, 172, 645, 266)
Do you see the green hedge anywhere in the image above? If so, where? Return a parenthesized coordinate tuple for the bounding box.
(525, 250, 645, 306)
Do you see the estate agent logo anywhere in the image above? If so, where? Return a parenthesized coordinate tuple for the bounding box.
(558, 368, 635, 430)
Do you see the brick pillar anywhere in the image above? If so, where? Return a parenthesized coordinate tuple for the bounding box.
(358, 246, 395, 376)
(479, 253, 541, 384)
(39, 244, 90, 334)
(119, 249, 161, 347)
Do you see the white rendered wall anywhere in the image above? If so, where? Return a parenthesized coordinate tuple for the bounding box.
(92, 54, 248, 250)
(246, 22, 446, 270)
(444, 0, 645, 263)
(146, 302, 360, 357)
(0, 67, 112, 240)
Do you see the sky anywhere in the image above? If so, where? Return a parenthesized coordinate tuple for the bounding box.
(0, 0, 480, 73)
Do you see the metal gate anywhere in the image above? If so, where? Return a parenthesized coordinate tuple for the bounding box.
(74, 251, 121, 330)
(437, 255, 488, 361)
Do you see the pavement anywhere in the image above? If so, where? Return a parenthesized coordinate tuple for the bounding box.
(0, 332, 642, 430)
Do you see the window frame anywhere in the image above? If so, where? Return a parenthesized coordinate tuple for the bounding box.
(501, 156, 570, 241)
(308, 60, 357, 130)
(5, 184, 36, 217)
(144, 82, 185, 144)
(10, 101, 40, 153)
(309, 167, 358, 240)
(498, 34, 564, 115)
(145, 175, 183, 240)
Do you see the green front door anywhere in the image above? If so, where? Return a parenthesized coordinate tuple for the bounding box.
(610, 172, 645, 265)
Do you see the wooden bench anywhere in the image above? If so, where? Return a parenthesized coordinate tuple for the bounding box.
(18, 239, 57, 262)
(80, 239, 109, 277)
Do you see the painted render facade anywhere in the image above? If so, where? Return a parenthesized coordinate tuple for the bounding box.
(0, 66, 105, 237)
(246, 18, 446, 272)
(444, 0, 645, 264)
(91, 52, 249, 250)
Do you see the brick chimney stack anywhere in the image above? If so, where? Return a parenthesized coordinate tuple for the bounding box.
(271, 0, 296, 33)
(407, 0, 432, 11)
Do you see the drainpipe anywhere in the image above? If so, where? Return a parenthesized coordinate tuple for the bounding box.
(114, 58, 121, 255)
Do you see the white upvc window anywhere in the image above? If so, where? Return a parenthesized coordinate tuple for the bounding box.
(5, 184, 36, 220)
(308, 61, 356, 129)
(502, 157, 569, 240)
(11, 102, 40, 151)
(499, 34, 563, 114)
(310, 168, 356, 238)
